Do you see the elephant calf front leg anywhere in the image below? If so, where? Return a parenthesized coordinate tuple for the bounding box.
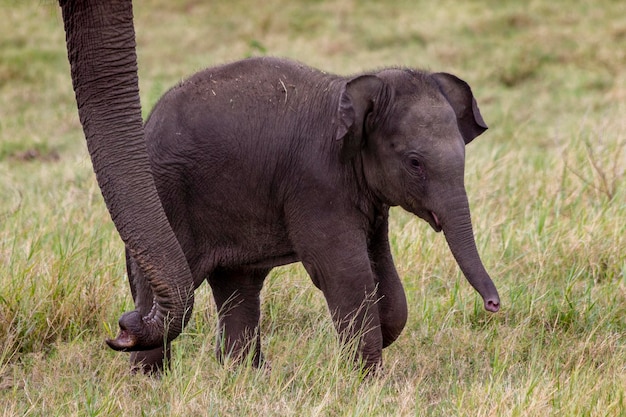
(208, 268, 269, 368)
(297, 242, 384, 370)
(369, 212, 408, 348)
(325, 282, 384, 371)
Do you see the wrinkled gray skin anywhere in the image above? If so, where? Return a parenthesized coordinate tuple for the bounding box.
(59, 0, 194, 355)
(126, 57, 500, 373)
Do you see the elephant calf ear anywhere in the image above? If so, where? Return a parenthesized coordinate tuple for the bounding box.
(431, 72, 488, 144)
(335, 75, 384, 161)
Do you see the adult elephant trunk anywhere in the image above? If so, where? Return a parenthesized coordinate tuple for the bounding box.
(438, 191, 500, 312)
(59, 0, 194, 350)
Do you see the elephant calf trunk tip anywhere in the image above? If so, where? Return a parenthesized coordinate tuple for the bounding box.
(484, 297, 500, 313)
(475, 283, 500, 313)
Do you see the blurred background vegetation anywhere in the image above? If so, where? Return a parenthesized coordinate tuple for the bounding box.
(1, 1, 624, 415)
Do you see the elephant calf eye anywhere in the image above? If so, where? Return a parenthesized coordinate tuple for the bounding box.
(406, 156, 427, 181)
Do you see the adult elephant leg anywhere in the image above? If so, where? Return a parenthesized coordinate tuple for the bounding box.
(208, 268, 270, 368)
(59, 0, 194, 350)
(368, 210, 408, 348)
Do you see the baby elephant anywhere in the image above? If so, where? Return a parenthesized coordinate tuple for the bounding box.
(123, 57, 500, 373)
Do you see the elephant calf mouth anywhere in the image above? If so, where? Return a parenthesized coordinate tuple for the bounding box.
(429, 211, 443, 232)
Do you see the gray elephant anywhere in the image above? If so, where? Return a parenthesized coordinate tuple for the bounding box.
(121, 57, 500, 373)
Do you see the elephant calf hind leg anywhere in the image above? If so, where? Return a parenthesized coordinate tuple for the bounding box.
(208, 268, 269, 368)
(130, 346, 170, 375)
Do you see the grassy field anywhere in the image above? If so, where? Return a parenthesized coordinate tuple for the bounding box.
(1, 0, 625, 415)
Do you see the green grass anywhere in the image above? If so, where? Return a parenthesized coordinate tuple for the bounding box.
(1, 0, 625, 415)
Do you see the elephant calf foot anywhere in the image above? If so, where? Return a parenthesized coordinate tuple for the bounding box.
(354, 347, 383, 376)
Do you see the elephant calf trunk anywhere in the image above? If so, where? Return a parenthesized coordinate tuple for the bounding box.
(447, 237, 500, 312)
(440, 195, 500, 313)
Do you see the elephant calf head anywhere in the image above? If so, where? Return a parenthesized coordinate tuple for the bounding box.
(336, 68, 500, 312)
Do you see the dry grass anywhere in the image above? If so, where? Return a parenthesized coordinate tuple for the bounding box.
(1, 0, 625, 415)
